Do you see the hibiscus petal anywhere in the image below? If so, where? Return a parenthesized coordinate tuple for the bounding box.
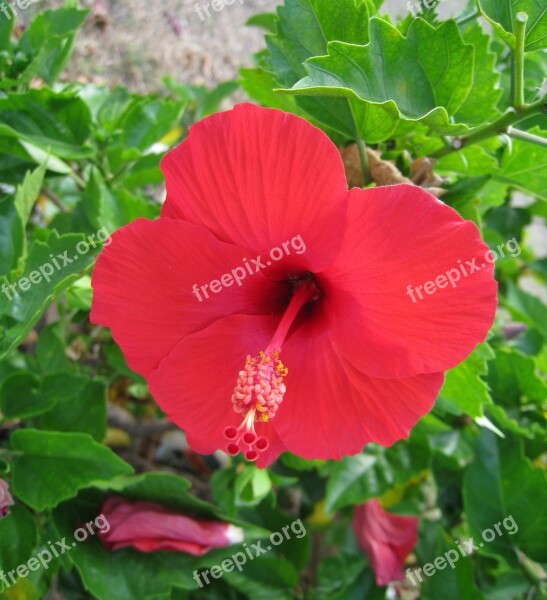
(323, 184, 498, 378)
(91, 218, 286, 378)
(270, 306, 445, 459)
(148, 314, 288, 467)
(353, 499, 418, 586)
(160, 103, 348, 272)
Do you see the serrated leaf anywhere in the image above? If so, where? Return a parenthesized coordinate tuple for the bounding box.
(478, 0, 547, 52)
(262, 0, 374, 140)
(284, 18, 477, 138)
(11, 430, 133, 511)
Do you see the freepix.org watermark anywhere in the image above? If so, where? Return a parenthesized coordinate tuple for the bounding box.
(0, 0, 42, 21)
(406, 237, 521, 303)
(406, 515, 518, 586)
(1, 227, 111, 302)
(193, 0, 246, 22)
(0, 513, 110, 590)
(193, 518, 307, 587)
(192, 235, 307, 302)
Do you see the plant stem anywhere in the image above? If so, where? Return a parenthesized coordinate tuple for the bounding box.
(41, 187, 69, 213)
(513, 12, 528, 110)
(507, 126, 547, 148)
(348, 100, 371, 185)
(431, 98, 546, 158)
(355, 137, 371, 185)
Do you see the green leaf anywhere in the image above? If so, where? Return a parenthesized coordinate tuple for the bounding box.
(504, 281, 547, 337)
(478, 0, 547, 52)
(246, 12, 278, 33)
(324, 433, 430, 512)
(263, 0, 374, 140)
(0, 372, 54, 420)
(283, 18, 476, 138)
(0, 230, 99, 360)
(117, 97, 184, 152)
(486, 347, 547, 405)
(79, 169, 160, 233)
(464, 430, 547, 562)
(415, 522, 485, 600)
(19, 8, 90, 84)
(0, 162, 46, 276)
(0, 8, 14, 52)
(36, 323, 71, 373)
(438, 343, 494, 418)
(455, 21, 503, 125)
(494, 127, 547, 200)
(0, 8, 89, 90)
(39, 374, 107, 441)
(235, 466, 272, 507)
(0, 505, 39, 575)
(224, 555, 299, 600)
(10, 429, 133, 511)
(0, 89, 92, 160)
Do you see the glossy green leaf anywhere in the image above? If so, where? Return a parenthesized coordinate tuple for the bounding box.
(11, 430, 133, 511)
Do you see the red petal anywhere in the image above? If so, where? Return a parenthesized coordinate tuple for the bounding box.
(323, 185, 498, 378)
(271, 306, 444, 459)
(91, 218, 286, 378)
(148, 314, 287, 467)
(161, 103, 348, 272)
(353, 499, 418, 586)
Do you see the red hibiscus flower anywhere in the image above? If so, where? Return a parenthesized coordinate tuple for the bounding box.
(98, 496, 243, 554)
(91, 104, 497, 467)
(0, 479, 14, 519)
(353, 498, 419, 586)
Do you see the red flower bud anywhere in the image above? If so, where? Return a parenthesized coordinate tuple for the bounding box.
(353, 498, 418, 586)
(98, 496, 243, 555)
